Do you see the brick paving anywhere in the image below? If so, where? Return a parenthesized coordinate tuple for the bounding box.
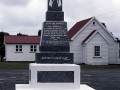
(0, 70, 120, 90)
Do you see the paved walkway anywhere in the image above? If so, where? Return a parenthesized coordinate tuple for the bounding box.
(0, 70, 120, 90)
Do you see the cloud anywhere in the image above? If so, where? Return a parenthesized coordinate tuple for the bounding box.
(0, 0, 120, 37)
(0, 0, 46, 35)
(63, 0, 120, 37)
(0, 0, 31, 6)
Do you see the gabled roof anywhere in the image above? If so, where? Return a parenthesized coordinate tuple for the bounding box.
(82, 30, 109, 44)
(68, 17, 92, 40)
(68, 17, 116, 41)
(4, 35, 40, 44)
(82, 30, 97, 44)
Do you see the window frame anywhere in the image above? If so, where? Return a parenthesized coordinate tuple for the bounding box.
(94, 46, 100, 57)
(30, 45, 37, 52)
(16, 45, 22, 52)
(92, 21, 96, 26)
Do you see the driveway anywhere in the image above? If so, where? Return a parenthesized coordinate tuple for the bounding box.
(0, 70, 120, 90)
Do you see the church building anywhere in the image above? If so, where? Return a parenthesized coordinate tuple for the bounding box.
(68, 17, 120, 65)
(4, 17, 120, 65)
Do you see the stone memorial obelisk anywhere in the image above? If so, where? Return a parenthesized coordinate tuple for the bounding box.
(36, 0, 73, 64)
(16, 0, 95, 90)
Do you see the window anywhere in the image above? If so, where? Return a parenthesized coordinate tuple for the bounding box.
(30, 45, 37, 52)
(94, 46, 100, 56)
(93, 22, 96, 25)
(16, 45, 22, 52)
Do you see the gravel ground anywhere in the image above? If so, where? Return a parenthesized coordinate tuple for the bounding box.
(0, 70, 120, 90)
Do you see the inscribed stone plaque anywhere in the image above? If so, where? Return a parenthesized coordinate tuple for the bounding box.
(37, 71, 74, 83)
(40, 22, 70, 52)
(36, 53, 73, 64)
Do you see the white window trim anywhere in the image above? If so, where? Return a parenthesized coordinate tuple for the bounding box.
(94, 46, 101, 57)
(30, 45, 37, 53)
(15, 45, 23, 53)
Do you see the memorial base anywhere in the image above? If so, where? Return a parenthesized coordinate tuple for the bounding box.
(29, 64, 80, 89)
(16, 84, 95, 90)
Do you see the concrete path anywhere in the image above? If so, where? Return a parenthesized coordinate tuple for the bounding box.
(0, 70, 120, 90)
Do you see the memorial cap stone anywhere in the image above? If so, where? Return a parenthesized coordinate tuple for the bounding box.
(48, 0, 62, 11)
(46, 0, 64, 21)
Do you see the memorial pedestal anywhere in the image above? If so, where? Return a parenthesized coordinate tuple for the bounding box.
(16, 63, 95, 90)
(29, 64, 80, 89)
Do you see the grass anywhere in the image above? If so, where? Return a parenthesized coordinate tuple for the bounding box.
(0, 62, 30, 70)
(0, 62, 120, 70)
(81, 64, 120, 70)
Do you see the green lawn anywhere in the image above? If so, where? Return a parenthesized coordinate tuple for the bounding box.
(0, 62, 30, 70)
(0, 62, 120, 70)
(81, 64, 120, 70)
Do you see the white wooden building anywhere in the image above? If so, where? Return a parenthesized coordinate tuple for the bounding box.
(4, 17, 120, 65)
(68, 17, 120, 65)
(4, 36, 40, 61)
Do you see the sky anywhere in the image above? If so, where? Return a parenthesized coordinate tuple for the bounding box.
(0, 0, 120, 38)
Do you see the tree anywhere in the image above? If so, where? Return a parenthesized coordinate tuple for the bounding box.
(38, 29, 42, 36)
(17, 33, 28, 36)
(0, 32, 9, 61)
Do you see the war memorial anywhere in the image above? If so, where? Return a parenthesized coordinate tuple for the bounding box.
(15, 0, 95, 90)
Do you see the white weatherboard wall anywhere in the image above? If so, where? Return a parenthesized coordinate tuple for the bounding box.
(84, 33, 108, 65)
(5, 44, 39, 61)
(70, 17, 118, 65)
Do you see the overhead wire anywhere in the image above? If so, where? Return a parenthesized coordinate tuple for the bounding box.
(96, 9, 120, 17)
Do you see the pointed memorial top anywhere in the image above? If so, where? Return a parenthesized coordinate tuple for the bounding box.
(46, 0, 64, 21)
(48, 0, 62, 11)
